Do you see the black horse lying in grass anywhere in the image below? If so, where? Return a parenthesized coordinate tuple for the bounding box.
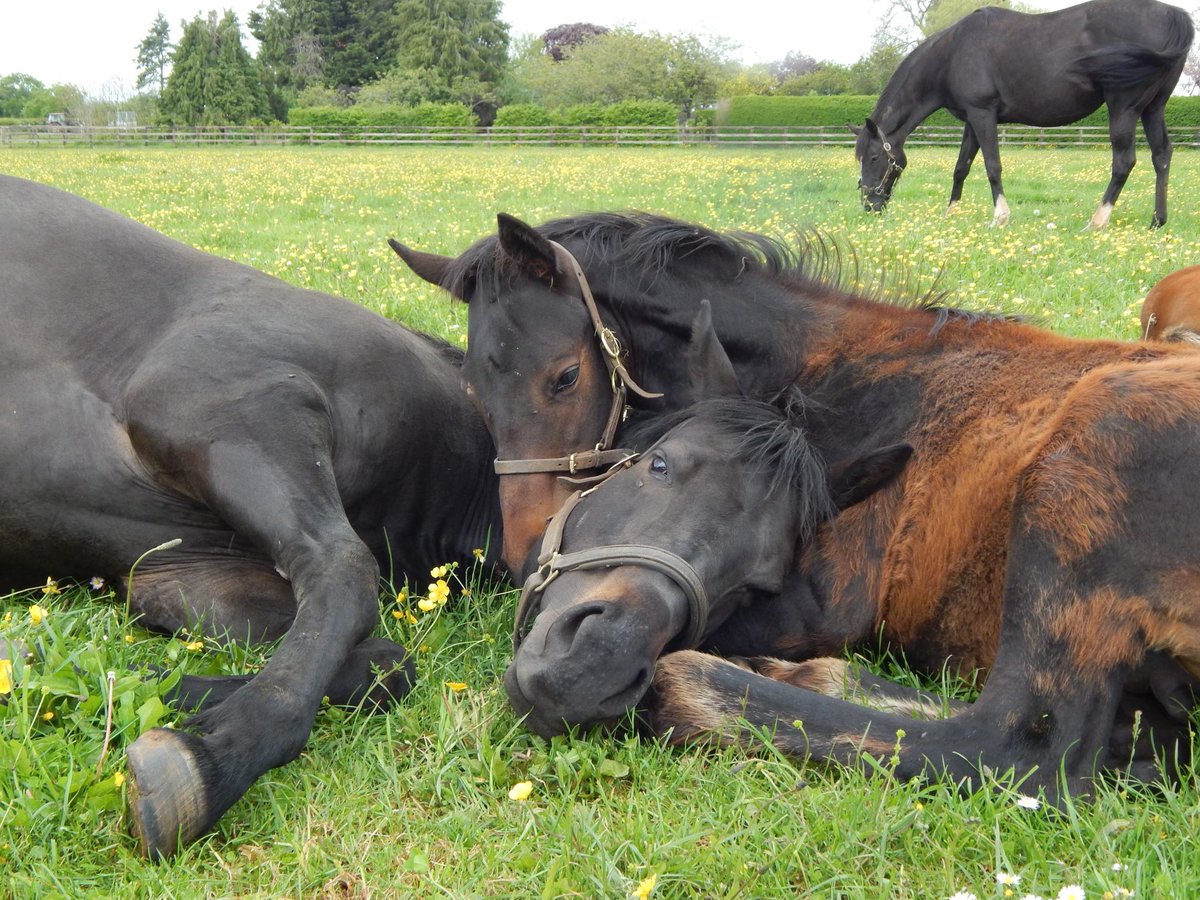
(0, 176, 502, 859)
(852, 0, 1193, 227)
(392, 211, 1200, 799)
(505, 318, 1196, 797)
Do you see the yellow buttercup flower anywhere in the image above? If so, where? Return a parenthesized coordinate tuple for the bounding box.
(445, 681, 467, 693)
(632, 874, 658, 899)
(113, 772, 126, 788)
(41, 577, 61, 596)
(508, 781, 533, 801)
(0, 659, 12, 694)
(42, 710, 55, 722)
(29, 604, 48, 626)
(472, 548, 485, 560)
(429, 564, 449, 579)
(417, 597, 437, 613)
(427, 579, 451, 606)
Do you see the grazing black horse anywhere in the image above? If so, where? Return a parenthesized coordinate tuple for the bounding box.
(0, 176, 502, 858)
(852, 0, 1193, 227)
(393, 211, 1200, 798)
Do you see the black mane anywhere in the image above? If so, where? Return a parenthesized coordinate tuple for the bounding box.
(620, 396, 836, 539)
(448, 211, 1014, 326)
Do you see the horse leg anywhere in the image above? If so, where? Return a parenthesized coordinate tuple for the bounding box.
(127, 558, 412, 713)
(964, 112, 1008, 226)
(946, 124, 979, 215)
(1141, 97, 1173, 229)
(646, 643, 1125, 801)
(1089, 104, 1139, 230)
(122, 372, 396, 859)
(735, 656, 970, 719)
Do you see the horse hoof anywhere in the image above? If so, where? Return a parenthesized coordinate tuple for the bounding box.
(126, 728, 212, 860)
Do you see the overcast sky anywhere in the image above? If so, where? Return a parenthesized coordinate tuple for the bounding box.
(2, 0, 1080, 97)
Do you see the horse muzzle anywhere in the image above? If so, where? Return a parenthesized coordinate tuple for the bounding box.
(504, 569, 692, 736)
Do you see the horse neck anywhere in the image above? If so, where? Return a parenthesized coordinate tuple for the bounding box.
(871, 44, 948, 143)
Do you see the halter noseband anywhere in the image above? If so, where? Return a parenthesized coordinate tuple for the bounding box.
(862, 129, 905, 198)
(512, 482, 710, 653)
(492, 241, 662, 479)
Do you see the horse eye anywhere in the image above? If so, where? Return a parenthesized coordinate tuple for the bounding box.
(554, 365, 580, 393)
(649, 454, 669, 479)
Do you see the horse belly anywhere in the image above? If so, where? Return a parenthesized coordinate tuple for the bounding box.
(0, 370, 219, 584)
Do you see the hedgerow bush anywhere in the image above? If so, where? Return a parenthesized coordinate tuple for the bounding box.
(492, 104, 557, 127)
(716, 94, 1200, 131)
(287, 103, 475, 128)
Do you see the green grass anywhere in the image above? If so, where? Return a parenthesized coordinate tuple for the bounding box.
(2, 145, 1200, 898)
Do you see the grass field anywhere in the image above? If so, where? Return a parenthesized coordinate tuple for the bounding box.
(2, 145, 1200, 898)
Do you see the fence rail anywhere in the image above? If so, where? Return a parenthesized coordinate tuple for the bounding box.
(4, 123, 1200, 148)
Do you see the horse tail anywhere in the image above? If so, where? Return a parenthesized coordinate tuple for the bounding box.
(1086, 9, 1194, 92)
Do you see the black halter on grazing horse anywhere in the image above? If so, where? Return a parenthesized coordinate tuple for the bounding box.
(851, 0, 1193, 228)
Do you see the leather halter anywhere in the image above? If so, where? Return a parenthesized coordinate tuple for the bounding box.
(862, 127, 905, 198)
(512, 481, 710, 653)
(492, 240, 662, 478)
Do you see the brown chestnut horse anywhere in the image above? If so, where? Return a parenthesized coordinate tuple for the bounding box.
(1141, 264, 1200, 342)
(392, 212, 1200, 796)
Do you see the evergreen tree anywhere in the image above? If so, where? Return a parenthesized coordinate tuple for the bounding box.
(159, 11, 269, 125)
(253, 0, 403, 92)
(392, 0, 509, 104)
(135, 13, 174, 94)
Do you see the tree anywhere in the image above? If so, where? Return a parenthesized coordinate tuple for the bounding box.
(505, 28, 733, 122)
(0, 73, 45, 118)
(135, 13, 174, 94)
(878, 0, 1025, 45)
(159, 11, 270, 124)
(392, 0, 510, 106)
(541, 23, 609, 61)
(252, 0, 405, 92)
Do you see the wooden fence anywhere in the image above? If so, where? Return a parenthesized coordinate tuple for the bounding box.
(4, 123, 1200, 148)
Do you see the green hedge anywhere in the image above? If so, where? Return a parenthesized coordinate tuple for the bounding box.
(716, 94, 1200, 131)
(287, 103, 475, 128)
(492, 104, 557, 127)
(492, 100, 678, 129)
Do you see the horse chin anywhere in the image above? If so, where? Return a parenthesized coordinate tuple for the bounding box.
(503, 661, 647, 738)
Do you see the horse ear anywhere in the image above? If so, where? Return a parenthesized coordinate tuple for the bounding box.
(864, 118, 880, 139)
(387, 239, 465, 300)
(828, 443, 913, 511)
(847, 123, 862, 137)
(685, 299, 743, 401)
(497, 212, 558, 285)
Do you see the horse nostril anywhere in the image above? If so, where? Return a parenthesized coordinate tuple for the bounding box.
(545, 601, 609, 653)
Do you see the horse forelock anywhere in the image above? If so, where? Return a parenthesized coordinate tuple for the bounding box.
(621, 395, 836, 538)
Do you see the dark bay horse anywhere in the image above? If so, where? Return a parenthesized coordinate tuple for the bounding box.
(852, 0, 1193, 227)
(1, 176, 502, 858)
(504, 347, 1196, 796)
(392, 211, 1200, 793)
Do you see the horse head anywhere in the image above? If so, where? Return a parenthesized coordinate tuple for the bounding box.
(851, 118, 906, 212)
(501, 318, 912, 737)
(391, 214, 676, 574)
